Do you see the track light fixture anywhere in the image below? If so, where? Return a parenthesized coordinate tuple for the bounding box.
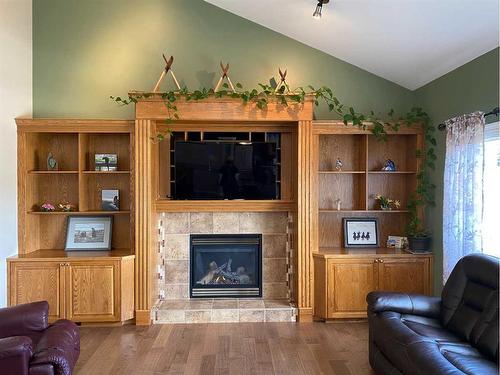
(313, 0, 329, 19)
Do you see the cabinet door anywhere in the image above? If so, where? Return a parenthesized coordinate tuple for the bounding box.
(66, 261, 120, 322)
(378, 258, 431, 295)
(327, 259, 378, 317)
(9, 261, 65, 321)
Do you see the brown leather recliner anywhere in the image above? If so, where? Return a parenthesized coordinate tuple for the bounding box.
(367, 253, 499, 375)
(0, 301, 80, 375)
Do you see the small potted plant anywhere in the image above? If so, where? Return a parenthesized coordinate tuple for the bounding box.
(405, 199, 432, 252)
(40, 203, 55, 212)
(374, 194, 401, 211)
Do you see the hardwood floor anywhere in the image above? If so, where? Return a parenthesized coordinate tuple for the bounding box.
(75, 321, 374, 375)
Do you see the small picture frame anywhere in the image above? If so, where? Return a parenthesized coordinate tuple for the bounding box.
(95, 154, 117, 171)
(65, 216, 113, 251)
(101, 189, 119, 211)
(343, 218, 379, 248)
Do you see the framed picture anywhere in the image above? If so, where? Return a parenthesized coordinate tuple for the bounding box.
(65, 216, 113, 251)
(95, 154, 117, 171)
(101, 189, 119, 211)
(343, 218, 379, 248)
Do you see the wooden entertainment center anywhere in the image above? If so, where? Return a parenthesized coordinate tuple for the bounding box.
(8, 95, 433, 325)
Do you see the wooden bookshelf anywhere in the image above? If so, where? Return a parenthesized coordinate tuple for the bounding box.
(11, 119, 135, 325)
(16, 120, 135, 255)
(312, 125, 423, 249)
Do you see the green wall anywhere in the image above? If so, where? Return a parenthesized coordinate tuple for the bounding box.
(33, 0, 414, 118)
(33, 0, 499, 295)
(415, 47, 500, 292)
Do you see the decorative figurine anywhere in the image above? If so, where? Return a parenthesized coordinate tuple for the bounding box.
(58, 202, 76, 212)
(335, 158, 343, 171)
(40, 203, 55, 212)
(381, 159, 396, 171)
(47, 153, 58, 171)
(335, 198, 342, 211)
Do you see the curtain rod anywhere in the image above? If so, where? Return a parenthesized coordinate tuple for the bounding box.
(438, 107, 500, 131)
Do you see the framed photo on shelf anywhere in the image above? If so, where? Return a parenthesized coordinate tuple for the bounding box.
(343, 217, 379, 248)
(65, 216, 113, 251)
(101, 189, 119, 211)
(95, 153, 117, 171)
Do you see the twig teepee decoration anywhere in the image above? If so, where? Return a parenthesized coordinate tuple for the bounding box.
(152, 54, 181, 92)
(274, 68, 290, 93)
(214, 62, 236, 93)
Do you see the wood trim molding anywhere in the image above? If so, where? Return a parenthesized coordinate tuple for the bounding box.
(156, 200, 295, 212)
(134, 95, 314, 121)
(135, 309, 151, 326)
(16, 118, 134, 133)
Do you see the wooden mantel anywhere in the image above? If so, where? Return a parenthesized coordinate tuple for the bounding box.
(133, 93, 316, 324)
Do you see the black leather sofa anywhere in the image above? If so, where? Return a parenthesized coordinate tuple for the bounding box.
(367, 253, 499, 375)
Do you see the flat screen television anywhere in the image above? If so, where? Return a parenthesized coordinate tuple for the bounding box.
(174, 141, 278, 200)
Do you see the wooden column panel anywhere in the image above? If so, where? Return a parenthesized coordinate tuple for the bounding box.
(297, 120, 314, 321)
(134, 119, 154, 325)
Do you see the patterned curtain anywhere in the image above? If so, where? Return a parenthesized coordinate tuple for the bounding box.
(443, 111, 485, 282)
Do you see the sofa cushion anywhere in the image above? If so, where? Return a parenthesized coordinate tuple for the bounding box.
(30, 320, 80, 375)
(441, 254, 499, 361)
(408, 340, 498, 375)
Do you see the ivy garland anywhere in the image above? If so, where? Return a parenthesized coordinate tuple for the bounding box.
(111, 82, 436, 237)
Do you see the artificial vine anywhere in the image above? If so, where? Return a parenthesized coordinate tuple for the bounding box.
(111, 82, 436, 237)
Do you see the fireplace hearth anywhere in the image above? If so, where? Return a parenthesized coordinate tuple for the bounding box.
(190, 234, 262, 298)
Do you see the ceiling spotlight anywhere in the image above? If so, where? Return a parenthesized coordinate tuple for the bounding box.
(313, 0, 329, 19)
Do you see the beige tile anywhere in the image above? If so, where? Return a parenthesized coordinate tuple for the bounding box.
(239, 309, 265, 322)
(160, 300, 187, 310)
(185, 310, 211, 323)
(156, 309, 185, 323)
(163, 213, 190, 234)
(190, 213, 213, 233)
(213, 299, 238, 309)
(165, 260, 189, 284)
(239, 213, 288, 234)
(264, 299, 290, 308)
(186, 299, 214, 310)
(164, 234, 189, 260)
(211, 309, 239, 323)
(238, 299, 265, 309)
(262, 234, 287, 258)
(164, 284, 189, 299)
(263, 283, 288, 300)
(263, 258, 287, 283)
(213, 212, 240, 233)
(265, 309, 294, 322)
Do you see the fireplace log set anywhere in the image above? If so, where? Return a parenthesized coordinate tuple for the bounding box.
(197, 258, 252, 285)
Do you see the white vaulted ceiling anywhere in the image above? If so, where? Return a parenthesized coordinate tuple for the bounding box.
(204, 0, 499, 90)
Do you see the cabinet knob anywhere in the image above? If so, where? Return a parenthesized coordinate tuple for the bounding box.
(379, 259, 384, 263)
(374, 259, 379, 263)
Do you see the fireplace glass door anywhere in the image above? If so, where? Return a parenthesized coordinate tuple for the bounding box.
(190, 234, 262, 298)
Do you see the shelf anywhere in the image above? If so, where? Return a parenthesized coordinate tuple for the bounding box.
(9, 249, 134, 260)
(156, 199, 295, 212)
(82, 171, 130, 174)
(368, 171, 416, 174)
(319, 210, 409, 213)
(314, 247, 430, 258)
(28, 210, 131, 215)
(28, 170, 79, 174)
(318, 171, 365, 174)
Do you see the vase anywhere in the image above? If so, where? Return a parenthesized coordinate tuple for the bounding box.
(380, 205, 391, 211)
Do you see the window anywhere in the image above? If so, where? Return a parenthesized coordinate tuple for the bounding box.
(483, 121, 500, 257)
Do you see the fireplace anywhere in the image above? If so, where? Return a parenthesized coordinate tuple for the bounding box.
(190, 234, 262, 298)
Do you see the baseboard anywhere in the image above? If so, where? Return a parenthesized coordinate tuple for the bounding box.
(135, 310, 152, 325)
(298, 307, 313, 322)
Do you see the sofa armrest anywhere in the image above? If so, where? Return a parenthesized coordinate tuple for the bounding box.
(0, 336, 33, 375)
(367, 291, 441, 319)
(0, 301, 49, 339)
(31, 320, 80, 375)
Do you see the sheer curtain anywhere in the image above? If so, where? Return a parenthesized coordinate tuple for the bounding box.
(443, 111, 485, 282)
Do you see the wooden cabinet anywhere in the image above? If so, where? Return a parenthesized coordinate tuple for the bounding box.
(313, 249, 433, 320)
(9, 261, 65, 321)
(8, 251, 134, 324)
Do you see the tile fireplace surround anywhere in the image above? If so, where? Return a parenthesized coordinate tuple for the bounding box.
(154, 212, 296, 323)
